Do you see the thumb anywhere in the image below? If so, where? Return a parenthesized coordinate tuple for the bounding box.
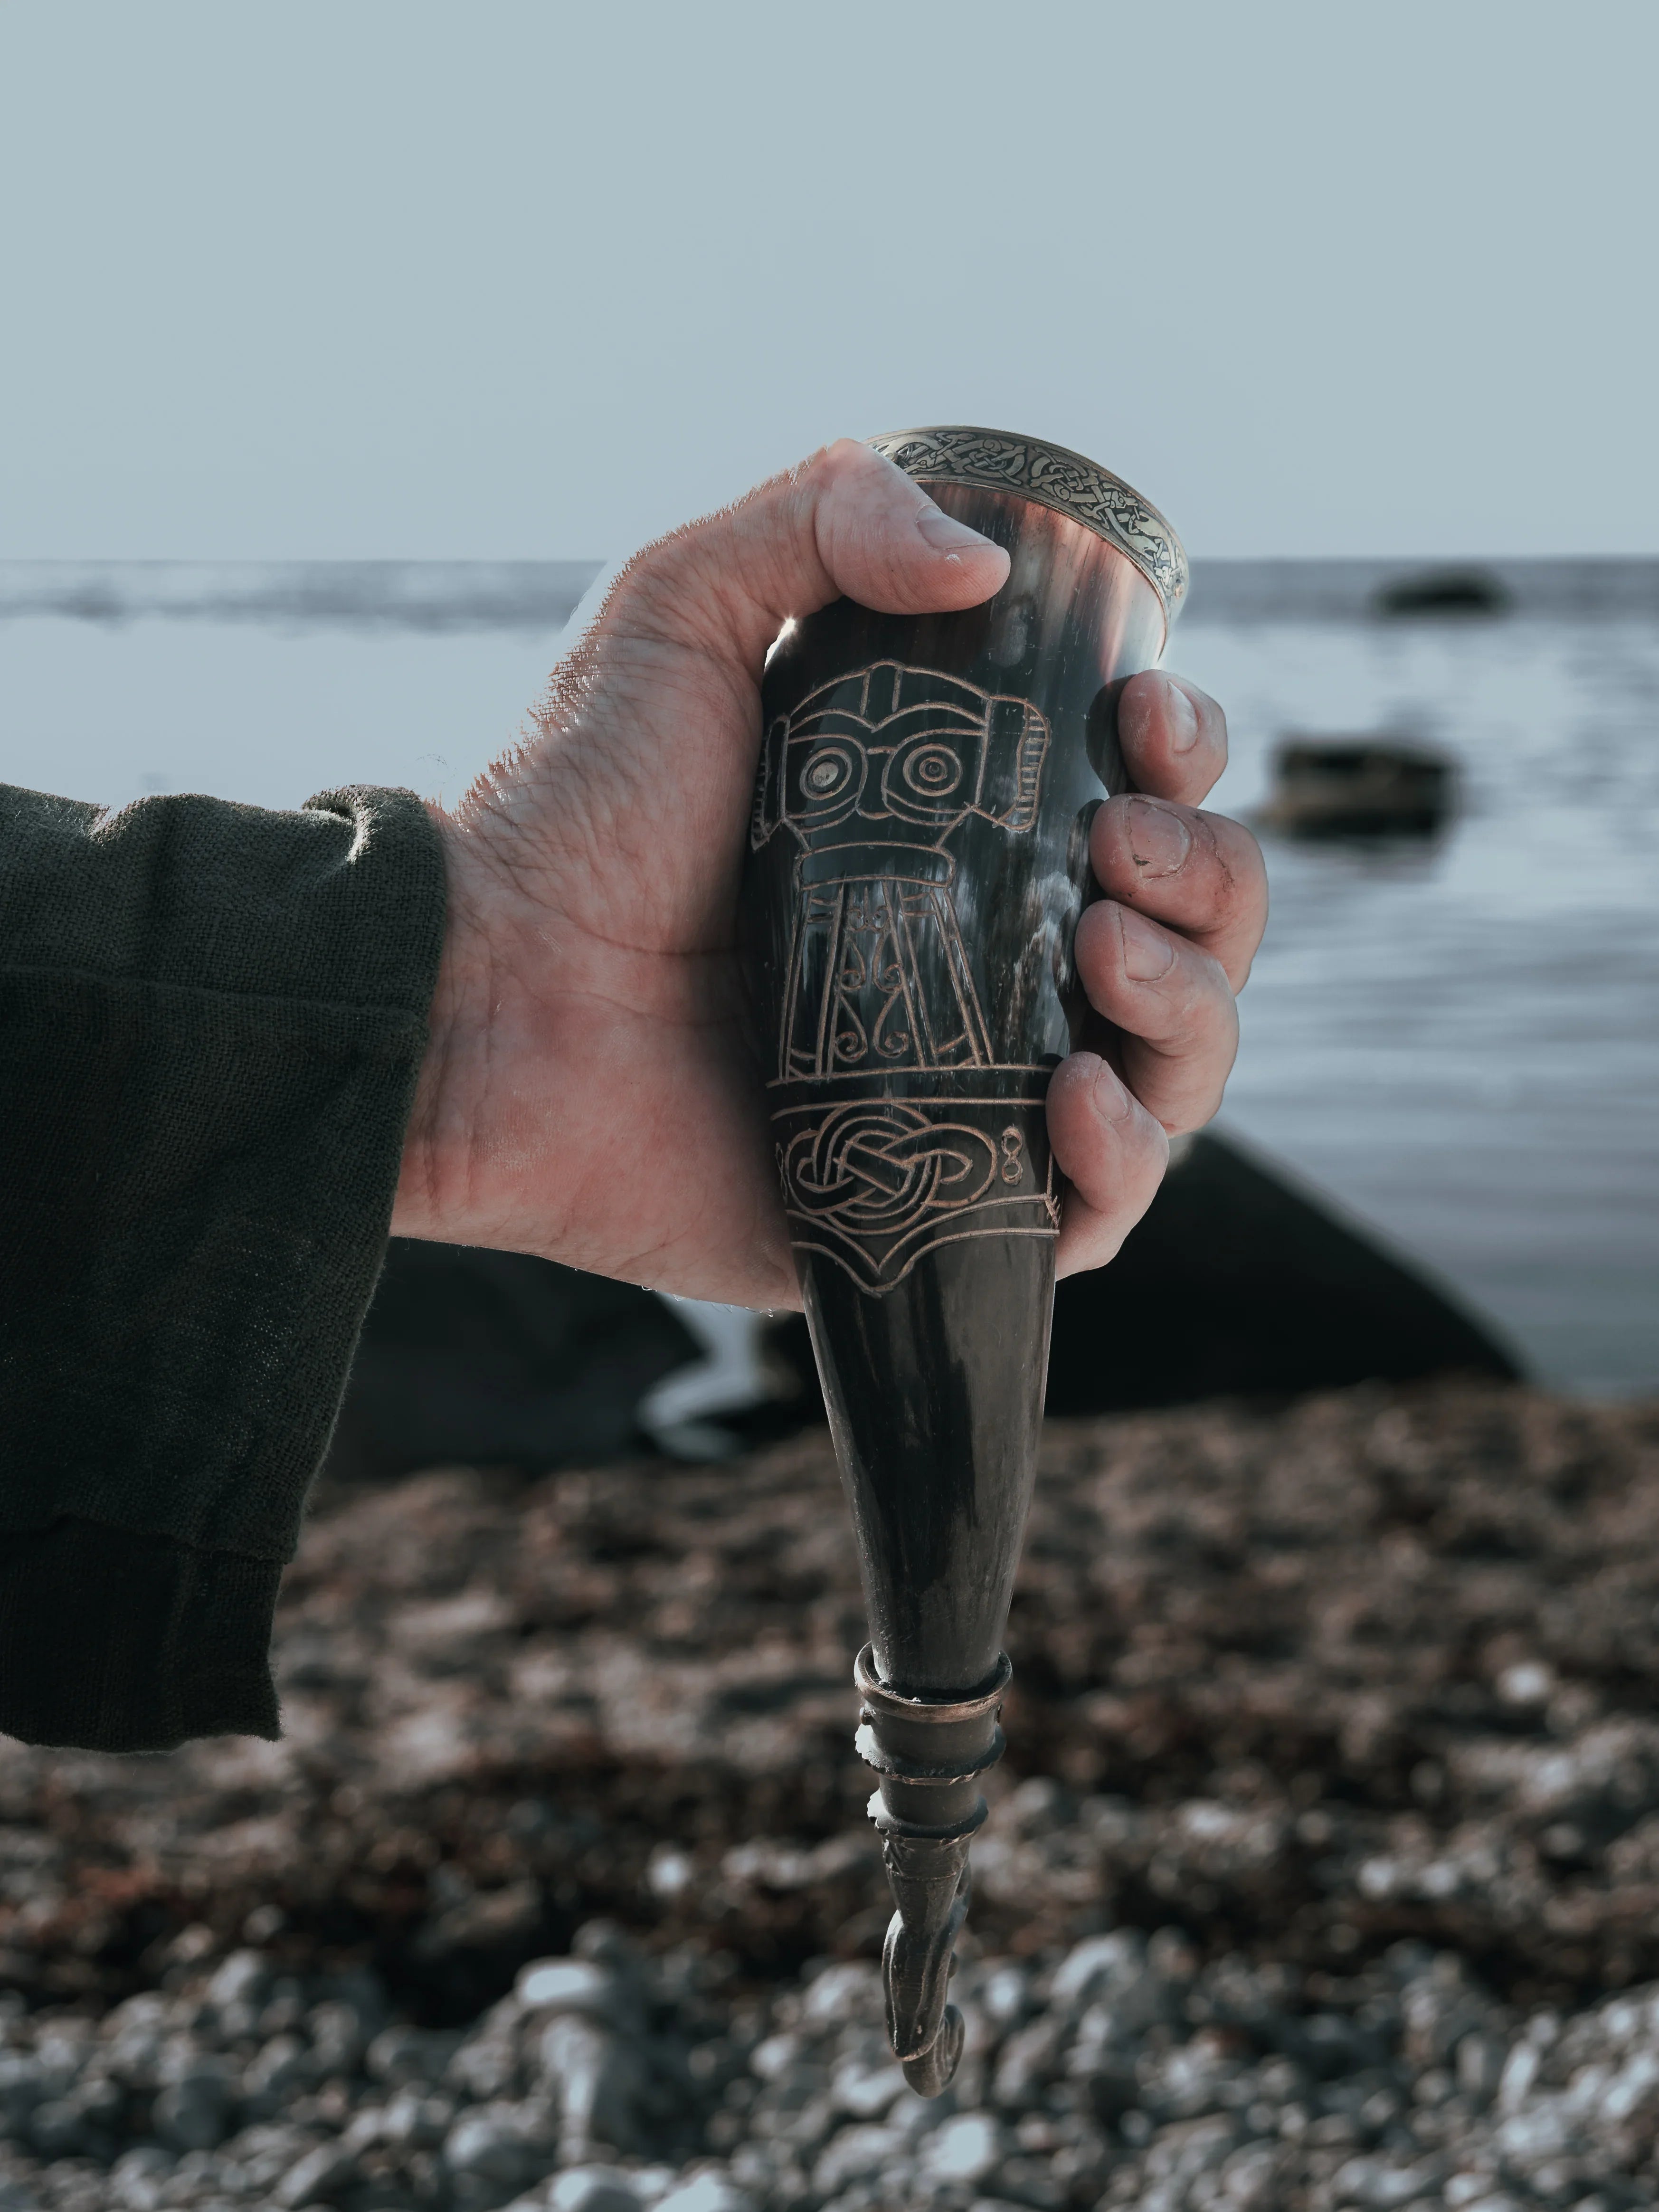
(633, 438, 1011, 666)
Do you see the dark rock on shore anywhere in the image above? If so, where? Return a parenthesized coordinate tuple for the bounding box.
(325, 1244, 699, 1484)
(1043, 1132, 1517, 1409)
(1260, 740, 1456, 840)
(1375, 570, 1511, 618)
(767, 1135, 1519, 1426)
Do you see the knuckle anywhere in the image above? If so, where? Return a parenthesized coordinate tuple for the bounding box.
(811, 437, 860, 488)
(1208, 807, 1266, 886)
(1191, 942, 1234, 1000)
(817, 437, 891, 511)
(1157, 941, 1230, 1020)
(1072, 896, 1119, 969)
(1153, 955, 1236, 1050)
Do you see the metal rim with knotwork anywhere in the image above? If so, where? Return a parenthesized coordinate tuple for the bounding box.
(867, 424, 1188, 627)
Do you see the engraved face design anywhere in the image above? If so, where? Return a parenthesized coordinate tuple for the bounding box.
(782, 714, 981, 835)
(751, 662, 1050, 854)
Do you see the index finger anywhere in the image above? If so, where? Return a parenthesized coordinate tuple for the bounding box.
(1116, 670, 1228, 807)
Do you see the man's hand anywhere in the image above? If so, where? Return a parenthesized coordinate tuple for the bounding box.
(391, 440, 1267, 1308)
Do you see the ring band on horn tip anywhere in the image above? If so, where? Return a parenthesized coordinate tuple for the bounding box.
(853, 1645, 1012, 1723)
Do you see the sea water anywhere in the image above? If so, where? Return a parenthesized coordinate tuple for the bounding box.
(1177, 567, 1659, 1397)
(2, 558, 1655, 1396)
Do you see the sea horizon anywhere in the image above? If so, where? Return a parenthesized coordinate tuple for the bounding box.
(4, 554, 1659, 634)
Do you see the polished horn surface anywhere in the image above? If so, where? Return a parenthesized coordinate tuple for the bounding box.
(740, 427, 1185, 2089)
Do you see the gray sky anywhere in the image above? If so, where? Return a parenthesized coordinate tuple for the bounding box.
(2, 0, 1655, 561)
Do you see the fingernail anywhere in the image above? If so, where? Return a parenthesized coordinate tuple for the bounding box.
(916, 503, 995, 554)
(1119, 905, 1176, 981)
(1124, 796, 1191, 877)
(1090, 1056, 1134, 1123)
(1165, 680, 1200, 751)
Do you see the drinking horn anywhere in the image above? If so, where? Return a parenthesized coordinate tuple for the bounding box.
(739, 427, 1186, 2093)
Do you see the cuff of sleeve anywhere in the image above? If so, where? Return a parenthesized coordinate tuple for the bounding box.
(0, 1519, 281, 1752)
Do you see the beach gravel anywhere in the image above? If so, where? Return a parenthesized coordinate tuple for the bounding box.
(0, 1380, 1655, 2209)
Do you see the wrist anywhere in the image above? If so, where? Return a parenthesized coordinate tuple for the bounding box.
(391, 804, 493, 1244)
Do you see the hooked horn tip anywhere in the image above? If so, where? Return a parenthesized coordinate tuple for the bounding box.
(899, 2003, 965, 2098)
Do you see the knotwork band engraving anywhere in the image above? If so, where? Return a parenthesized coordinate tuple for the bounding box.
(775, 1096, 1056, 1296)
(787, 1105, 1001, 1227)
(867, 425, 1188, 622)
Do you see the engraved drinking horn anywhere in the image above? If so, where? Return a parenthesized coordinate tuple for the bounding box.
(739, 427, 1186, 2093)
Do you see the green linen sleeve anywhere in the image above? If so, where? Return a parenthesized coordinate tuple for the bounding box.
(0, 783, 447, 1751)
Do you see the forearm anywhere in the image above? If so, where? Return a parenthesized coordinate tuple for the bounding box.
(0, 782, 446, 1750)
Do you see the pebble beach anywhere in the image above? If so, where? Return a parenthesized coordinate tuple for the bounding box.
(2, 1382, 1659, 2209)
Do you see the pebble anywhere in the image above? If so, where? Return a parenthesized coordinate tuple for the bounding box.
(274, 2140, 356, 2207)
(544, 2166, 645, 2212)
(3, 1922, 1659, 2209)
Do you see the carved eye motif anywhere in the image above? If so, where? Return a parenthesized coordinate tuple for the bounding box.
(902, 744, 962, 797)
(800, 744, 855, 802)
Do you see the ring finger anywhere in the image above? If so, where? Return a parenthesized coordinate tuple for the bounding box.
(1073, 897, 1240, 1134)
